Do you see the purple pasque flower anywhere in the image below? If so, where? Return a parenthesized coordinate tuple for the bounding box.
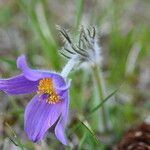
(0, 55, 71, 145)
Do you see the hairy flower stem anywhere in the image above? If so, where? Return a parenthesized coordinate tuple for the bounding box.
(61, 57, 78, 78)
(92, 65, 109, 133)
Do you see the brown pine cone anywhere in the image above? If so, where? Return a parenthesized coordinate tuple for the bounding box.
(118, 122, 150, 150)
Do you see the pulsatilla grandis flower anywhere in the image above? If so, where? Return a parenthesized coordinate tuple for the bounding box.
(0, 55, 70, 145)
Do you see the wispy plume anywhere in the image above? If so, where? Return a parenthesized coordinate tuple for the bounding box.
(58, 26, 102, 69)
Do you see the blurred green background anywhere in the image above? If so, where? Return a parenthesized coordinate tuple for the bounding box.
(0, 0, 150, 149)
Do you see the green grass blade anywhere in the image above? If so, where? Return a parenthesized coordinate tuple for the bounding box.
(89, 89, 118, 115)
(0, 57, 16, 68)
(78, 119, 100, 144)
(19, 0, 60, 69)
(79, 132, 87, 150)
(75, 0, 84, 30)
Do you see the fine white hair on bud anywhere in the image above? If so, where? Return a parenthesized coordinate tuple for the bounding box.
(58, 26, 103, 69)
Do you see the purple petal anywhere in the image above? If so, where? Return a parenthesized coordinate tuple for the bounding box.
(17, 55, 66, 88)
(55, 121, 67, 145)
(24, 94, 66, 142)
(0, 74, 38, 95)
(55, 80, 71, 91)
(55, 92, 69, 145)
(17, 55, 42, 81)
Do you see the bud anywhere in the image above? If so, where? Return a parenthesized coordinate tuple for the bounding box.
(58, 26, 102, 69)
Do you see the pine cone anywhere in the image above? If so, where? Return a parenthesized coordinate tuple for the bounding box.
(118, 122, 150, 150)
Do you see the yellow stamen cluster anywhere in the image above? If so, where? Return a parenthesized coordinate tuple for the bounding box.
(37, 78, 60, 104)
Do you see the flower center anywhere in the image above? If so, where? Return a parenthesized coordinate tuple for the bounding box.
(37, 78, 60, 104)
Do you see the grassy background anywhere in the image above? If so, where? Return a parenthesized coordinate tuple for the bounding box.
(0, 0, 150, 149)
